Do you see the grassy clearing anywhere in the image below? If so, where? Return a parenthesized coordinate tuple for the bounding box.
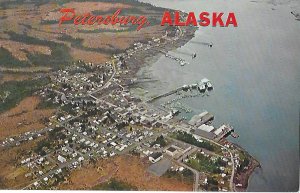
(37, 99, 59, 110)
(186, 153, 221, 174)
(237, 150, 250, 173)
(58, 34, 123, 55)
(163, 169, 194, 184)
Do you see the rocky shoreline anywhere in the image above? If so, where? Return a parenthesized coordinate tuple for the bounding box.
(232, 143, 261, 191)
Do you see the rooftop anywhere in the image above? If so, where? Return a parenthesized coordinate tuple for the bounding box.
(149, 152, 163, 160)
(166, 146, 177, 152)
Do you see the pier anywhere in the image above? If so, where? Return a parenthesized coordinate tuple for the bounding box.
(213, 125, 235, 142)
(158, 50, 189, 66)
(146, 80, 213, 103)
(146, 87, 183, 103)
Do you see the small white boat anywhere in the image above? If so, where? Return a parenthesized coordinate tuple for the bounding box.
(182, 84, 189, 91)
(198, 84, 206, 92)
(182, 85, 189, 89)
(207, 82, 213, 90)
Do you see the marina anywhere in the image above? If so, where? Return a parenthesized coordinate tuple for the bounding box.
(146, 76, 233, 142)
(147, 78, 213, 103)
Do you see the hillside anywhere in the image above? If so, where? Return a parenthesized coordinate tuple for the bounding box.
(0, 0, 167, 70)
(0, 0, 169, 113)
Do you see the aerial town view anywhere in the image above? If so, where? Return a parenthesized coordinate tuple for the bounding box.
(0, 0, 299, 192)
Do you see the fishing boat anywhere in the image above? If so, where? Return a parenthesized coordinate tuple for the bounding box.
(231, 132, 239, 138)
(198, 84, 206, 92)
(201, 78, 213, 90)
(182, 85, 189, 91)
(191, 83, 198, 89)
(207, 82, 213, 90)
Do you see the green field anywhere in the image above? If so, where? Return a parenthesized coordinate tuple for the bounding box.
(186, 153, 224, 174)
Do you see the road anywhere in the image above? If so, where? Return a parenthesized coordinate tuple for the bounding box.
(204, 138, 235, 191)
(176, 160, 199, 191)
(167, 135, 236, 191)
(176, 147, 199, 191)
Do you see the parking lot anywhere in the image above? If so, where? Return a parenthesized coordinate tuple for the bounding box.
(148, 158, 172, 176)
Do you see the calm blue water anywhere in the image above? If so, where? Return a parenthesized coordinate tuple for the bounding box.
(138, 0, 300, 191)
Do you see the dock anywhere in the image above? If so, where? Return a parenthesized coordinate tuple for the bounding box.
(146, 80, 213, 103)
(213, 125, 234, 142)
(158, 50, 189, 66)
(146, 87, 183, 103)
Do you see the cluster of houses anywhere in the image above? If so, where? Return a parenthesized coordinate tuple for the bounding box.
(18, 83, 182, 189)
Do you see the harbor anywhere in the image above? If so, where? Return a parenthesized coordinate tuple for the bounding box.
(145, 77, 235, 142)
(146, 78, 213, 103)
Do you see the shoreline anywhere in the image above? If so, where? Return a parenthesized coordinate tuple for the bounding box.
(126, 22, 260, 191)
(128, 26, 197, 77)
(231, 143, 261, 191)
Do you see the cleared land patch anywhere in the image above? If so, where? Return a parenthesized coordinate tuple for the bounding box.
(60, 155, 192, 191)
(0, 137, 45, 189)
(0, 96, 55, 140)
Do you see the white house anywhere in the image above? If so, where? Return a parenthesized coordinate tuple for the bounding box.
(57, 155, 66, 163)
(149, 152, 163, 163)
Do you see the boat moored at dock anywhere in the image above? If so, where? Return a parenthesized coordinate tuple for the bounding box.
(201, 78, 213, 90)
(198, 84, 206, 92)
(207, 82, 213, 90)
(191, 83, 198, 89)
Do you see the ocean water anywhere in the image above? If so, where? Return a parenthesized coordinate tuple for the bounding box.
(138, 0, 300, 191)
